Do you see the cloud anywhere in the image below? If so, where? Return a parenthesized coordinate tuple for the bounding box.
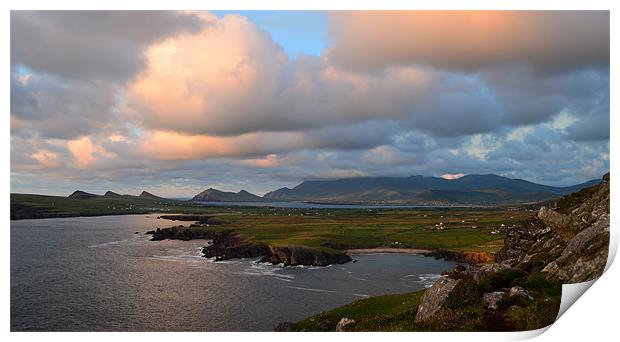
(10, 72, 118, 139)
(327, 11, 609, 73)
(31, 150, 60, 168)
(11, 11, 204, 81)
(464, 134, 503, 160)
(126, 14, 438, 136)
(67, 136, 113, 168)
(136, 122, 397, 161)
(441, 173, 465, 180)
(237, 154, 280, 168)
(507, 126, 535, 142)
(8, 11, 610, 197)
(126, 13, 609, 140)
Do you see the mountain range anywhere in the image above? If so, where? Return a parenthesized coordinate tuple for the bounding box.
(192, 174, 600, 205)
(68, 190, 165, 200)
(192, 188, 264, 202)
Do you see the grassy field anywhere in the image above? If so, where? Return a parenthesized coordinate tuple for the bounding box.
(11, 193, 531, 254)
(294, 290, 425, 331)
(202, 207, 530, 254)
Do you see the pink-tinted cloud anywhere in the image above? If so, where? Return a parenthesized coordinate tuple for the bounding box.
(126, 13, 435, 136)
(327, 11, 609, 72)
(238, 154, 280, 168)
(67, 136, 112, 168)
(31, 150, 60, 168)
(441, 173, 466, 180)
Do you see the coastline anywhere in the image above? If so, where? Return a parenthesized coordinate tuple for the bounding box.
(346, 248, 432, 255)
(347, 247, 495, 264)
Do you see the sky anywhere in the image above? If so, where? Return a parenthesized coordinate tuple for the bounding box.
(10, 11, 610, 197)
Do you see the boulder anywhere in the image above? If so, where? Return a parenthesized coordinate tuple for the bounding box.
(482, 291, 505, 310)
(508, 286, 533, 300)
(335, 317, 355, 332)
(415, 276, 461, 323)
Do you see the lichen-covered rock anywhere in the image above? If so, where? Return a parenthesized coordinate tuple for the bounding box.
(508, 286, 533, 300)
(473, 263, 511, 283)
(482, 291, 505, 310)
(537, 206, 575, 241)
(415, 276, 461, 323)
(543, 213, 609, 283)
(335, 317, 355, 332)
(495, 173, 609, 282)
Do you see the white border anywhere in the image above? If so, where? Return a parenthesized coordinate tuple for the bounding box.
(3, 1, 618, 341)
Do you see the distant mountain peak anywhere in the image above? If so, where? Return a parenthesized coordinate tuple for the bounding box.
(192, 187, 265, 202)
(68, 190, 99, 199)
(104, 191, 122, 197)
(139, 191, 162, 199)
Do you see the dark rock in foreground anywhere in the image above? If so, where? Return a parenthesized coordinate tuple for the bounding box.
(146, 226, 220, 241)
(261, 246, 352, 267)
(203, 231, 352, 266)
(148, 224, 351, 267)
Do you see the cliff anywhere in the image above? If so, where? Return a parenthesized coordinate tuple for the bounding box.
(413, 173, 609, 330)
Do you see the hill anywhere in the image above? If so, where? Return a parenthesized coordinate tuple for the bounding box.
(67, 190, 99, 199)
(263, 174, 599, 205)
(192, 188, 265, 202)
(139, 191, 164, 200)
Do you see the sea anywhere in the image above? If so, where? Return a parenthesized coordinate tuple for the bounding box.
(11, 214, 455, 331)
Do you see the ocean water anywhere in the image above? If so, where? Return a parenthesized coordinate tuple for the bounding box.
(11, 215, 455, 331)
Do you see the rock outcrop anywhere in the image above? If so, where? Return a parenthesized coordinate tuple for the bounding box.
(500, 172, 610, 283)
(202, 232, 271, 260)
(335, 318, 356, 332)
(414, 173, 610, 330)
(415, 276, 461, 323)
(542, 213, 609, 282)
(148, 224, 351, 267)
(261, 246, 352, 267)
(147, 226, 220, 241)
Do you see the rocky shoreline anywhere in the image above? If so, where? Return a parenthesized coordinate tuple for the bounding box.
(147, 213, 498, 267)
(146, 224, 352, 267)
(146, 223, 493, 267)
